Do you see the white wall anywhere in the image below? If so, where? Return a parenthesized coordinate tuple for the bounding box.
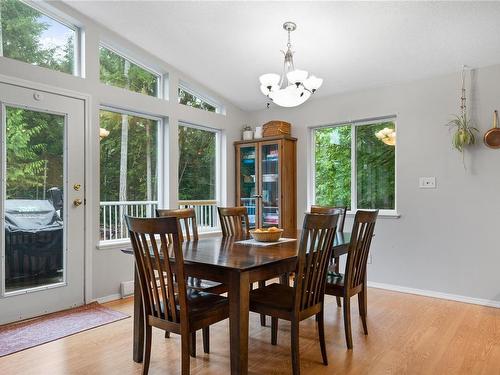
(250, 64, 500, 303)
(0, 1, 251, 300)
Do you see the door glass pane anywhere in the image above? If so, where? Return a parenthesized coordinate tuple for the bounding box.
(4, 107, 65, 293)
(314, 125, 351, 208)
(239, 146, 256, 229)
(261, 144, 279, 228)
(356, 121, 396, 209)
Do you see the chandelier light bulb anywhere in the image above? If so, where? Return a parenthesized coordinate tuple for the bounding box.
(259, 73, 280, 87)
(286, 69, 309, 85)
(303, 76, 323, 92)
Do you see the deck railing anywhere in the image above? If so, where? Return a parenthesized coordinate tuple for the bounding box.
(178, 200, 219, 232)
(100, 199, 219, 241)
(100, 200, 158, 241)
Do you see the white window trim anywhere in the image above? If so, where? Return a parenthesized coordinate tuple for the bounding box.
(99, 42, 163, 99)
(309, 115, 399, 218)
(177, 121, 223, 230)
(98, 106, 166, 246)
(178, 80, 225, 115)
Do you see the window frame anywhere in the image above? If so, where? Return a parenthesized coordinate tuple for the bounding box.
(98, 105, 166, 245)
(1, 0, 82, 76)
(178, 81, 225, 115)
(99, 42, 163, 99)
(177, 121, 222, 208)
(309, 115, 398, 217)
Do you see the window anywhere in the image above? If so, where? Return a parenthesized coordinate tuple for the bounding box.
(178, 83, 221, 113)
(178, 123, 220, 231)
(0, 0, 77, 74)
(99, 45, 160, 97)
(99, 109, 160, 241)
(313, 118, 396, 212)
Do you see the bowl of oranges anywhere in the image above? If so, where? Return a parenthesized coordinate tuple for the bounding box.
(250, 227, 284, 242)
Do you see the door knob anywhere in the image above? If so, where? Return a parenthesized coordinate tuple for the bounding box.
(73, 199, 83, 207)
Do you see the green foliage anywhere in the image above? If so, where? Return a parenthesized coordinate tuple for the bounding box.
(99, 47, 158, 96)
(6, 107, 63, 199)
(314, 122, 396, 210)
(178, 125, 216, 200)
(356, 122, 395, 209)
(99, 110, 158, 202)
(178, 88, 216, 112)
(314, 126, 351, 208)
(0, 0, 74, 74)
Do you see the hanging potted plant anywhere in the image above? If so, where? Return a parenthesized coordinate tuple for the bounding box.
(447, 66, 478, 164)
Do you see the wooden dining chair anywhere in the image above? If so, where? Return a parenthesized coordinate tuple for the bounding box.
(156, 208, 198, 242)
(156, 208, 227, 350)
(311, 205, 347, 307)
(125, 216, 229, 375)
(217, 206, 251, 238)
(249, 213, 339, 375)
(324, 210, 378, 349)
(218, 206, 271, 325)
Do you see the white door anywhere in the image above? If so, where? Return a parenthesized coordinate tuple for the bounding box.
(0, 82, 85, 324)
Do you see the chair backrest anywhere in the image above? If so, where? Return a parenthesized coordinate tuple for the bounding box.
(217, 206, 250, 238)
(344, 210, 378, 290)
(311, 205, 347, 232)
(125, 216, 188, 325)
(156, 208, 198, 242)
(293, 213, 339, 312)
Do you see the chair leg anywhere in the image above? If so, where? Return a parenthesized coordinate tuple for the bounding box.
(358, 288, 368, 335)
(181, 332, 191, 375)
(202, 327, 210, 353)
(259, 280, 266, 326)
(142, 325, 152, 375)
(317, 311, 328, 365)
(334, 257, 341, 307)
(271, 317, 278, 345)
(189, 331, 196, 358)
(291, 320, 300, 375)
(343, 296, 353, 349)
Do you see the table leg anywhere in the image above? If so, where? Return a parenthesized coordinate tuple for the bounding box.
(133, 267, 144, 363)
(229, 271, 250, 375)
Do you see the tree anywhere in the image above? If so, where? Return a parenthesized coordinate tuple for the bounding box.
(0, 0, 74, 73)
(314, 122, 396, 210)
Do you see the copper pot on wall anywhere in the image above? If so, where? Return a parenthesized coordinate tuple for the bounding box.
(484, 110, 500, 148)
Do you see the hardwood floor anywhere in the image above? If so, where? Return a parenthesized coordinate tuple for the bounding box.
(1, 287, 499, 375)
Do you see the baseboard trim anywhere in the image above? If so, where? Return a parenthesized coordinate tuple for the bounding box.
(95, 293, 122, 304)
(368, 281, 500, 309)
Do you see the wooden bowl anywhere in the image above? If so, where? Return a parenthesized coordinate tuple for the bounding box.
(250, 229, 284, 242)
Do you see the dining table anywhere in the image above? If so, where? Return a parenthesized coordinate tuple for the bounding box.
(121, 230, 351, 375)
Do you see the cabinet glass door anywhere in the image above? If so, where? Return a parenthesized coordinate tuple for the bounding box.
(238, 145, 257, 229)
(260, 143, 280, 228)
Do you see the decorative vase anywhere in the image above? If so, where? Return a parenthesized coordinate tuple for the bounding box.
(254, 126, 263, 139)
(242, 130, 254, 140)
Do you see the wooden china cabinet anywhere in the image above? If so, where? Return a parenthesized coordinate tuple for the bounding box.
(235, 135, 297, 233)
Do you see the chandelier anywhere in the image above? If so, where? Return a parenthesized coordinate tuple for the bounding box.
(259, 22, 323, 108)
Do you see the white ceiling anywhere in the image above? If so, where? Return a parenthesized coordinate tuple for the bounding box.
(64, 1, 500, 111)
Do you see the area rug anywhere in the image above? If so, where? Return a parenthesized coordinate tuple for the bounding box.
(0, 302, 129, 357)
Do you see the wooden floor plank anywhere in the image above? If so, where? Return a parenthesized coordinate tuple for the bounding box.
(1, 288, 499, 375)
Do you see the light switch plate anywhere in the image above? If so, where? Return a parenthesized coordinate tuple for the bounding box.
(419, 177, 436, 189)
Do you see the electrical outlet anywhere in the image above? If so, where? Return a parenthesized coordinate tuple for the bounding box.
(419, 177, 436, 189)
